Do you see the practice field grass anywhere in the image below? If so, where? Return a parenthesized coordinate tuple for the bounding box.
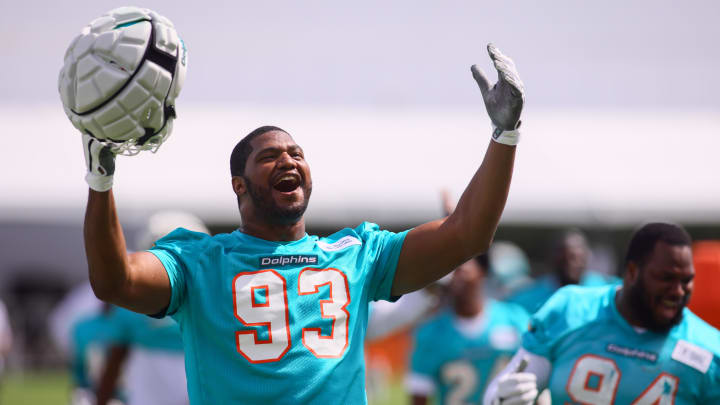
(0, 370, 407, 405)
(1, 370, 71, 405)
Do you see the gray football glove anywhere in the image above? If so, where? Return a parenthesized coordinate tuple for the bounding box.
(471, 44, 525, 145)
(82, 133, 117, 192)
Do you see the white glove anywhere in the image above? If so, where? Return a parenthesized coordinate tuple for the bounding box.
(471, 44, 525, 146)
(492, 358, 538, 405)
(82, 133, 117, 192)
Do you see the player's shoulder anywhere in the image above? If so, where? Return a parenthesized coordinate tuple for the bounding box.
(507, 276, 556, 310)
(532, 284, 615, 330)
(580, 270, 621, 286)
(488, 299, 530, 326)
(674, 309, 720, 357)
(414, 309, 453, 341)
(350, 221, 389, 239)
(153, 227, 213, 246)
(318, 222, 397, 248)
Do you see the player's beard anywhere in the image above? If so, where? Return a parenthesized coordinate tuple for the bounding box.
(244, 176, 311, 226)
(627, 273, 687, 333)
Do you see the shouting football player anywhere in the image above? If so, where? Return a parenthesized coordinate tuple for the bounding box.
(81, 44, 525, 404)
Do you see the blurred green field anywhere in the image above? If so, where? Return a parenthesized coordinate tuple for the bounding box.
(0, 370, 407, 405)
(1, 370, 70, 405)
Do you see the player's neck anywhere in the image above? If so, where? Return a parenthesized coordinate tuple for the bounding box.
(453, 297, 484, 318)
(239, 219, 306, 242)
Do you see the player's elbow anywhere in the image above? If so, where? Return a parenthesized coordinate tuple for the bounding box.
(88, 269, 127, 304)
(444, 212, 494, 256)
(89, 276, 115, 303)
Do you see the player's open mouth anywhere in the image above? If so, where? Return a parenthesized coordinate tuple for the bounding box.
(657, 297, 682, 319)
(273, 174, 301, 193)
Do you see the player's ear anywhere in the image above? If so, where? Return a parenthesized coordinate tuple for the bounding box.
(232, 176, 247, 196)
(625, 261, 639, 285)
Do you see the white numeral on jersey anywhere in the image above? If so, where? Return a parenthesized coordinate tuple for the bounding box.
(567, 355, 680, 404)
(232, 270, 291, 363)
(567, 355, 621, 405)
(631, 373, 678, 405)
(298, 268, 350, 358)
(441, 361, 478, 405)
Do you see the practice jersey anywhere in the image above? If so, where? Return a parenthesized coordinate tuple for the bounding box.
(70, 312, 125, 400)
(523, 285, 720, 404)
(106, 307, 183, 351)
(105, 307, 187, 405)
(149, 222, 407, 405)
(508, 271, 619, 314)
(408, 300, 530, 405)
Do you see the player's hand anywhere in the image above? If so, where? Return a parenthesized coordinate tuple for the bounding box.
(471, 43, 525, 146)
(82, 133, 117, 192)
(492, 358, 538, 405)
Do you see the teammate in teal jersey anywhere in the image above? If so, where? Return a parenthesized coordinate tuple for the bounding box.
(95, 211, 207, 405)
(484, 223, 720, 405)
(507, 229, 619, 314)
(81, 44, 525, 404)
(407, 254, 530, 405)
(69, 304, 126, 405)
(95, 307, 187, 405)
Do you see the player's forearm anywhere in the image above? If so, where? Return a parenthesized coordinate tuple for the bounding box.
(411, 395, 428, 405)
(95, 345, 129, 405)
(84, 189, 132, 303)
(448, 140, 515, 256)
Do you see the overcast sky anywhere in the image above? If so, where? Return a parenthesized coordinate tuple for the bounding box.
(2, 0, 719, 109)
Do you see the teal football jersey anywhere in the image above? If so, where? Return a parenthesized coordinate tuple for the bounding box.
(71, 312, 126, 400)
(148, 222, 407, 404)
(410, 300, 530, 405)
(508, 271, 619, 314)
(105, 307, 183, 352)
(523, 285, 720, 404)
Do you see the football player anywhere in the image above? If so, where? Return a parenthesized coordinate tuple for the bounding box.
(81, 44, 525, 403)
(484, 222, 720, 404)
(507, 228, 619, 314)
(407, 254, 530, 405)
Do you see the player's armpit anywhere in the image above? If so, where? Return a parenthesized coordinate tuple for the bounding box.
(85, 190, 172, 315)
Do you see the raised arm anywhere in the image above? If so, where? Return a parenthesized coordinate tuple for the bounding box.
(392, 44, 524, 295)
(83, 137, 171, 315)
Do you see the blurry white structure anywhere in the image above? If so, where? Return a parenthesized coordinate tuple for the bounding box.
(135, 210, 210, 251)
(3, 105, 719, 228)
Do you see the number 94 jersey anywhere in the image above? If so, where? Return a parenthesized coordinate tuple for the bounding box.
(523, 285, 720, 404)
(149, 222, 408, 405)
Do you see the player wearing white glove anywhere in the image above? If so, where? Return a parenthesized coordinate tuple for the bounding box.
(483, 348, 552, 405)
(80, 43, 529, 404)
(471, 43, 525, 146)
(82, 134, 118, 192)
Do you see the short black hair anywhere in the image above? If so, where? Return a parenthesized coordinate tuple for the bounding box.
(625, 222, 692, 267)
(475, 253, 489, 274)
(230, 125, 288, 177)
